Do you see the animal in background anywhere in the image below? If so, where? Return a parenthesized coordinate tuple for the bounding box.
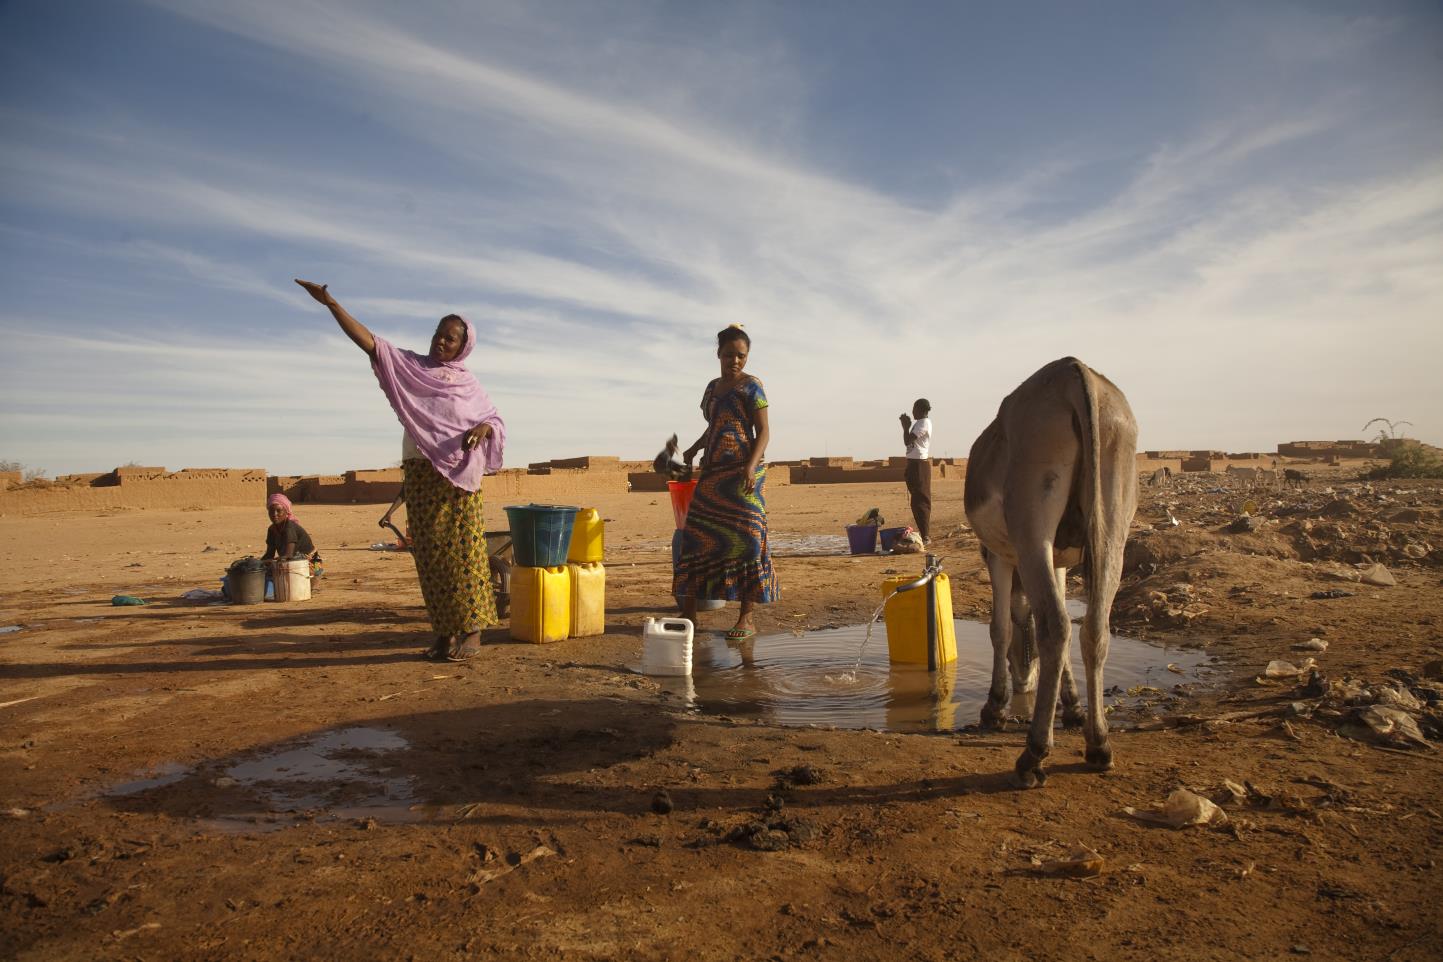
(653, 434, 692, 481)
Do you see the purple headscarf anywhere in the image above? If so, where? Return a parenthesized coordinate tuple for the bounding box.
(371, 314, 506, 493)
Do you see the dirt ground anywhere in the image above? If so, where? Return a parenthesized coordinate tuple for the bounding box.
(2, 471, 1441, 961)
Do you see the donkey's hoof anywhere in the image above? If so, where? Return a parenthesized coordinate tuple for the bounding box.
(1060, 706, 1086, 729)
(1084, 743, 1114, 771)
(979, 701, 1008, 731)
(1012, 751, 1048, 789)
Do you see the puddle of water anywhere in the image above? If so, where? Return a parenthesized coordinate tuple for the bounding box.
(653, 618, 1212, 733)
(102, 726, 426, 831)
(105, 762, 191, 795)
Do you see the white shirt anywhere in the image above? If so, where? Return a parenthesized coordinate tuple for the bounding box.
(906, 417, 932, 460)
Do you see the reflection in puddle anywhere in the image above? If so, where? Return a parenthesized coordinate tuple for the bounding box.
(103, 726, 425, 831)
(654, 617, 1212, 732)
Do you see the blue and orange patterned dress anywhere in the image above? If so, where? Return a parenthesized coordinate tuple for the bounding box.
(674, 375, 779, 604)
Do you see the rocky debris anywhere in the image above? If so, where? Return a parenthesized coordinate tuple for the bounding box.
(650, 789, 674, 815)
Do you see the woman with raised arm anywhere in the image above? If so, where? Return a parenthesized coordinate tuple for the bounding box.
(675, 324, 778, 640)
(296, 279, 506, 662)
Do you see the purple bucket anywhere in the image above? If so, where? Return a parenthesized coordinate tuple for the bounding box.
(878, 526, 908, 552)
(845, 524, 879, 555)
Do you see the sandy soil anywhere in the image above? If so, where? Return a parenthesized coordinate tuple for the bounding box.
(2, 473, 1441, 961)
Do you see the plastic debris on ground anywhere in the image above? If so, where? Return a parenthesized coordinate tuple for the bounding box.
(1342, 706, 1434, 751)
(1263, 657, 1316, 679)
(1122, 788, 1228, 828)
(1292, 638, 1329, 652)
(1033, 846, 1106, 878)
(110, 595, 148, 606)
(0, 625, 22, 635)
(181, 588, 224, 601)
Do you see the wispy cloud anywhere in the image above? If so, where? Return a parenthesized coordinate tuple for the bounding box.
(2, 0, 1440, 475)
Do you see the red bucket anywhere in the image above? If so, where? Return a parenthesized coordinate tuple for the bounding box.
(668, 480, 697, 529)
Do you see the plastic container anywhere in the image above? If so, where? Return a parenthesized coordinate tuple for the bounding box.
(567, 507, 604, 563)
(846, 524, 879, 555)
(667, 480, 697, 530)
(672, 529, 725, 611)
(272, 559, 312, 602)
(504, 504, 580, 568)
(227, 558, 266, 605)
(881, 572, 957, 665)
(509, 565, 570, 644)
(567, 561, 606, 637)
(878, 526, 908, 552)
(641, 617, 694, 676)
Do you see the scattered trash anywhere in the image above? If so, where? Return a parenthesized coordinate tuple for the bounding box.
(1310, 589, 1354, 599)
(1292, 638, 1329, 652)
(466, 845, 556, 887)
(1264, 658, 1316, 679)
(181, 588, 224, 601)
(1224, 515, 1255, 534)
(1372, 683, 1423, 712)
(0, 625, 22, 635)
(1356, 563, 1396, 587)
(1033, 846, 1105, 878)
(651, 789, 674, 815)
(110, 595, 148, 606)
(1344, 706, 1434, 751)
(1123, 788, 1228, 828)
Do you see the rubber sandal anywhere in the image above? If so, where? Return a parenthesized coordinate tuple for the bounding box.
(422, 637, 452, 661)
(447, 634, 482, 662)
(725, 627, 756, 641)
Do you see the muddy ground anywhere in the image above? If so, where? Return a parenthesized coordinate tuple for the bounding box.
(2, 471, 1441, 961)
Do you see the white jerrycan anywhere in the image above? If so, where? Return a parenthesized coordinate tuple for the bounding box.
(641, 617, 694, 676)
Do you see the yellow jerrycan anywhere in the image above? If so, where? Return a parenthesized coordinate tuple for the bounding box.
(510, 565, 570, 644)
(567, 562, 606, 637)
(880, 571, 956, 666)
(567, 507, 605, 563)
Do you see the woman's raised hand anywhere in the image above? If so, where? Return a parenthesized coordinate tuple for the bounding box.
(295, 279, 334, 306)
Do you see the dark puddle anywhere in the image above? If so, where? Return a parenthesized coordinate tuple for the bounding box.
(654, 607, 1215, 733)
(101, 726, 428, 832)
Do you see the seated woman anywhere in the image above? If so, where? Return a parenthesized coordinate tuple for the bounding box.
(263, 494, 321, 568)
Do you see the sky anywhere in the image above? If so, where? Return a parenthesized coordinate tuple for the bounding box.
(1, 0, 1441, 478)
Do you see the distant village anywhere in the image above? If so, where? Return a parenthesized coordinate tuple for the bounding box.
(0, 439, 1404, 515)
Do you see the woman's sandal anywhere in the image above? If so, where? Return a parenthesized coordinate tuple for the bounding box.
(447, 632, 483, 662)
(422, 636, 453, 661)
(725, 626, 757, 641)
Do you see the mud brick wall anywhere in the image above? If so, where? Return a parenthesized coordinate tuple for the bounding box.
(0, 467, 267, 515)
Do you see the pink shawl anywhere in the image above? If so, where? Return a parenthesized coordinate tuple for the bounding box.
(371, 315, 505, 493)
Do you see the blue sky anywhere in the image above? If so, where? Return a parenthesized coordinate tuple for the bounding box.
(2, 0, 1440, 477)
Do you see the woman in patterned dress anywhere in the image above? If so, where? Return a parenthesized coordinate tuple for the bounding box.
(296, 279, 506, 662)
(676, 324, 778, 639)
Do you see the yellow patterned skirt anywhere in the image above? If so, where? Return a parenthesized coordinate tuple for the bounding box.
(402, 459, 498, 635)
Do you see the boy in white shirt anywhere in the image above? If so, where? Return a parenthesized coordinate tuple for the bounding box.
(898, 399, 932, 543)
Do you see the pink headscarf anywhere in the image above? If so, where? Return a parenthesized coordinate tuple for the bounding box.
(371, 314, 506, 493)
(267, 493, 295, 528)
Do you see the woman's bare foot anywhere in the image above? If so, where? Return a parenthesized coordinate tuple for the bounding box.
(423, 635, 453, 661)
